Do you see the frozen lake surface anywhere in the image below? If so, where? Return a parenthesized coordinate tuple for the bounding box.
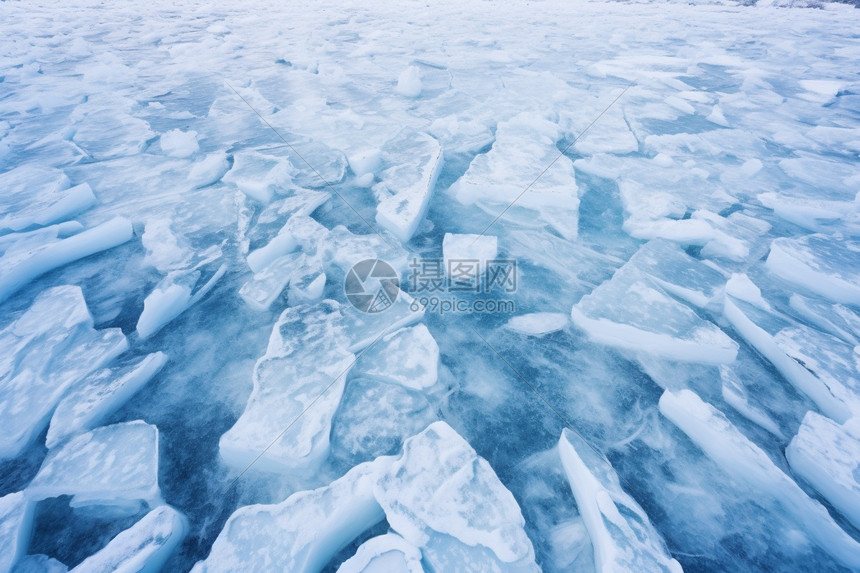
(1, 0, 860, 570)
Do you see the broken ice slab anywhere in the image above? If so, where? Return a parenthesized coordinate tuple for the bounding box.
(659, 389, 860, 570)
(287, 263, 326, 306)
(571, 263, 737, 364)
(0, 492, 35, 573)
(505, 312, 569, 336)
(719, 364, 784, 439)
(758, 191, 860, 235)
(724, 296, 860, 423)
(449, 111, 580, 240)
(336, 533, 424, 573)
(245, 188, 330, 251)
(442, 233, 498, 275)
(221, 297, 425, 474)
(322, 225, 409, 276)
(766, 234, 860, 305)
(280, 139, 347, 190)
(136, 264, 226, 340)
(0, 167, 94, 234)
(572, 106, 639, 156)
(193, 458, 390, 572)
(373, 130, 443, 243)
(375, 421, 537, 571)
(0, 164, 69, 233)
(558, 429, 683, 573)
(222, 150, 295, 204)
(696, 210, 772, 264)
(789, 293, 860, 346)
(28, 421, 162, 512)
(239, 253, 306, 312)
(330, 377, 436, 465)
(787, 412, 860, 531)
(623, 239, 726, 308)
(11, 554, 67, 572)
(46, 352, 168, 448)
(140, 217, 222, 275)
(219, 300, 356, 475)
(618, 181, 743, 252)
(354, 324, 439, 390)
(69, 505, 188, 573)
(0, 286, 127, 460)
(247, 228, 298, 273)
(0, 216, 134, 304)
(200, 422, 537, 573)
(187, 151, 230, 189)
(72, 109, 154, 160)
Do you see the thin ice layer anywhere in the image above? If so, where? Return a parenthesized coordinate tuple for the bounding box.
(330, 377, 436, 465)
(623, 239, 726, 308)
(354, 324, 439, 390)
(558, 429, 682, 573)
